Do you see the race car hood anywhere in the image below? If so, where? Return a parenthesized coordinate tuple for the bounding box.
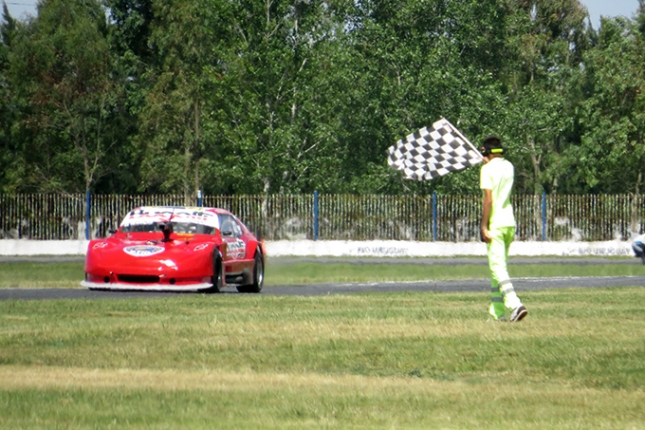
(86, 234, 216, 273)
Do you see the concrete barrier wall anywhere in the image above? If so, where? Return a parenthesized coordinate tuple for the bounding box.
(267, 240, 634, 257)
(0, 239, 635, 257)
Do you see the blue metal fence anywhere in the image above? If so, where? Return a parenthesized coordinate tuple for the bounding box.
(0, 192, 643, 242)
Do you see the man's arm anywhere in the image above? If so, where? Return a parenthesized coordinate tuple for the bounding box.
(481, 189, 493, 243)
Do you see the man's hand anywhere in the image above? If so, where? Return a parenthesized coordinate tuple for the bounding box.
(481, 227, 492, 243)
(481, 189, 493, 243)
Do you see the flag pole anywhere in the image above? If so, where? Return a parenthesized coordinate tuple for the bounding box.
(441, 118, 484, 159)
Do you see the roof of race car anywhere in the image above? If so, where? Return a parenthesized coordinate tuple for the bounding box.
(120, 206, 226, 228)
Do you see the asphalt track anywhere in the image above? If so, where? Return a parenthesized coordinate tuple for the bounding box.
(1, 256, 644, 300)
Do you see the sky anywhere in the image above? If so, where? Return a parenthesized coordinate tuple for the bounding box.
(582, 0, 639, 28)
(1, 0, 641, 30)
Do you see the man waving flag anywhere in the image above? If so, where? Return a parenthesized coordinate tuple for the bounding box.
(387, 118, 483, 180)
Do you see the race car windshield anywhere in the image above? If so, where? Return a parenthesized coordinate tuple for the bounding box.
(119, 207, 220, 234)
(121, 222, 215, 235)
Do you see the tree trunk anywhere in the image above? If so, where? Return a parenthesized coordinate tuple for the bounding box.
(527, 136, 542, 194)
(184, 143, 191, 206)
(193, 98, 201, 202)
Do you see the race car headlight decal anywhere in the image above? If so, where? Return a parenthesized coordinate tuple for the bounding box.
(92, 242, 109, 250)
(159, 259, 177, 268)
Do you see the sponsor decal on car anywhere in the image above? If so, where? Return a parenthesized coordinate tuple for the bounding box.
(226, 239, 246, 259)
(194, 243, 210, 251)
(93, 242, 109, 249)
(121, 207, 219, 228)
(124, 245, 165, 257)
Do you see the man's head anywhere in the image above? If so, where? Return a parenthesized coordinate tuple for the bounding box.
(481, 135, 504, 162)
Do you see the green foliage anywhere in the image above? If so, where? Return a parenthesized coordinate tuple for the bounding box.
(0, 4, 18, 193)
(1, 0, 645, 195)
(573, 17, 645, 193)
(5, 0, 125, 193)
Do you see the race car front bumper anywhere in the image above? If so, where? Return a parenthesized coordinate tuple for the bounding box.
(80, 281, 213, 292)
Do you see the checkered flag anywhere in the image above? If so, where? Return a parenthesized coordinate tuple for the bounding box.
(387, 118, 483, 181)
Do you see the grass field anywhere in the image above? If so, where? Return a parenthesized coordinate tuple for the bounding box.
(1, 259, 645, 428)
(2, 257, 645, 288)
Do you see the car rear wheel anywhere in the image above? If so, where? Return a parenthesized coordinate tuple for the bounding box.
(237, 251, 263, 293)
(208, 250, 224, 293)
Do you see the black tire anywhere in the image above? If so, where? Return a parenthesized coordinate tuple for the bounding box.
(237, 251, 264, 293)
(208, 250, 224, 293)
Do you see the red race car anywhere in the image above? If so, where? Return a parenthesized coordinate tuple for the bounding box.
(81, 206, 265, 293)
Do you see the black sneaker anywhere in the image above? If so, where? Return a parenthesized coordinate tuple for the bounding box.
(510, 305, 528, 322)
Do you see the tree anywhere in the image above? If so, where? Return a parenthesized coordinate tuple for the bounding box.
(0, 3, 20, 192)
(500, 0, 590, 195)
(206, 0, 359, 194)
(95, 0, 155, 193)
(572, 17, 645, 194)
(8, 0, 119, 193)
(337, 0, 511, 195)
(134, 0, 241, 200)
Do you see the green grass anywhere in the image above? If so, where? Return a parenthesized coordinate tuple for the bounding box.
(269, 260, 645, 284)
(1, 258, 645, 428)
(0, 262, 84, 288)
(1, 288, 645, 428)
(2, 258, 645, 288)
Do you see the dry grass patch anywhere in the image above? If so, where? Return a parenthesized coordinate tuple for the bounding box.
(2, 365, 645, 429)
(2, 288, 645, 428)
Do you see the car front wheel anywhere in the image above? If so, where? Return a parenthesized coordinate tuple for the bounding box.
(208, 250, 224, 293)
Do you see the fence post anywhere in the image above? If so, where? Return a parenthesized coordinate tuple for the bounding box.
(432, 191, 437, 242)
(313, 190, 319, 241)
(541, 191, 547, 241)
(197, 190, 203, 207)
(85, 190, 91, 240)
